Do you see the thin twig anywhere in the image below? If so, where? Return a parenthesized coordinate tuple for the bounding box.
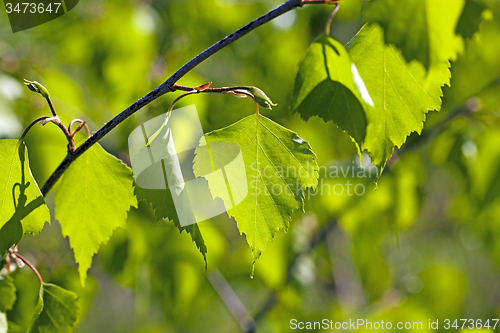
(173, 84, 252, 93)
(208, 270, 256, 333)
(302, 0, 339, 4)
(40, 0, 313, 196)
(165, 87, 255, 118)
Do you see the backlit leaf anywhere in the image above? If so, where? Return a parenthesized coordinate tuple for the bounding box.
(55, 144, 137, 285)
(291, 34, 369, 148)
(194, 114, 318, 263)
(0, 140, 49, 255)
(346, 24, 451, 170)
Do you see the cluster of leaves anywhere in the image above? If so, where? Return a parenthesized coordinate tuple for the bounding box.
(0, 272, 79, 333)
(292, 0, 486, 172)
(0, 0, 495, 331)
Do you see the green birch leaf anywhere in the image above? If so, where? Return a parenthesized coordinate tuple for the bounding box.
(346, 24, 450, 170)
(29, 283, 79, 333)
(0, 140, 49, 256)
(291, 33, 369, 147)
(132, 110, 208, 267)
(193, 114, 318, 263)
(135, 186, 207, 266)
(0, 275, 16, 312)
(364, 0, 465, 69)
(55, 144, 137, 285)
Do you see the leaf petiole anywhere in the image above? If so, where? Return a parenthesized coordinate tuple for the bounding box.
(8, 247, 43, 284)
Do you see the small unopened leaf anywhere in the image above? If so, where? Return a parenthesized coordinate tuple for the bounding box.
(29, 283, 79, 333)
(0, 140, 49, 255)
(55, 144, 137, 285)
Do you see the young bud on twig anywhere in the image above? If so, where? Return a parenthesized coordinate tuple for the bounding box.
(23, 79, 50, 99)
(245, 87, 277, 109)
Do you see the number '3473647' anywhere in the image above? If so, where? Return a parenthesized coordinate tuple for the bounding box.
(4, 0, 78, 32)
(5, 2, 62, 14)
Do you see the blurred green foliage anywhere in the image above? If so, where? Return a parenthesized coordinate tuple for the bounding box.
(2, 0, 500, 332)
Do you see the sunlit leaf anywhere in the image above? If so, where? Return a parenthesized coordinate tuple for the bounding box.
(346, 24, 451, 170)
(291, 34, 369, 148)
(0, 140, 49, 255)
(55, 144, 137, 285)
(194, 114, 318, 263)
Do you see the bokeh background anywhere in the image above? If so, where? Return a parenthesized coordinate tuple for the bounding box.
(2, 0, 500, 332)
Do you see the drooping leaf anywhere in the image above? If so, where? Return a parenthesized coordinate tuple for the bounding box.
(193, 114, 318, 262)
(291, 33, 370, 148)
(0, 275, 16, 312)
(131, 109, 208, 267)
(346, 24, 451, 170)
(135, 186, 207, 266)
(0, 140, 49, 256)
(29, 283, 79, 333)
(364, 0, 465, 69)
(55, 144, 137, 285)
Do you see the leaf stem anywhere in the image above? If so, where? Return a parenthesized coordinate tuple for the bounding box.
(325, 2, 340, 35)
(164, 85, 257, 123)
(19, 116, 50, 141)
(167, 90, 200, 113)
(40, 0, 327, 196)
(12, 253, 44, 285)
